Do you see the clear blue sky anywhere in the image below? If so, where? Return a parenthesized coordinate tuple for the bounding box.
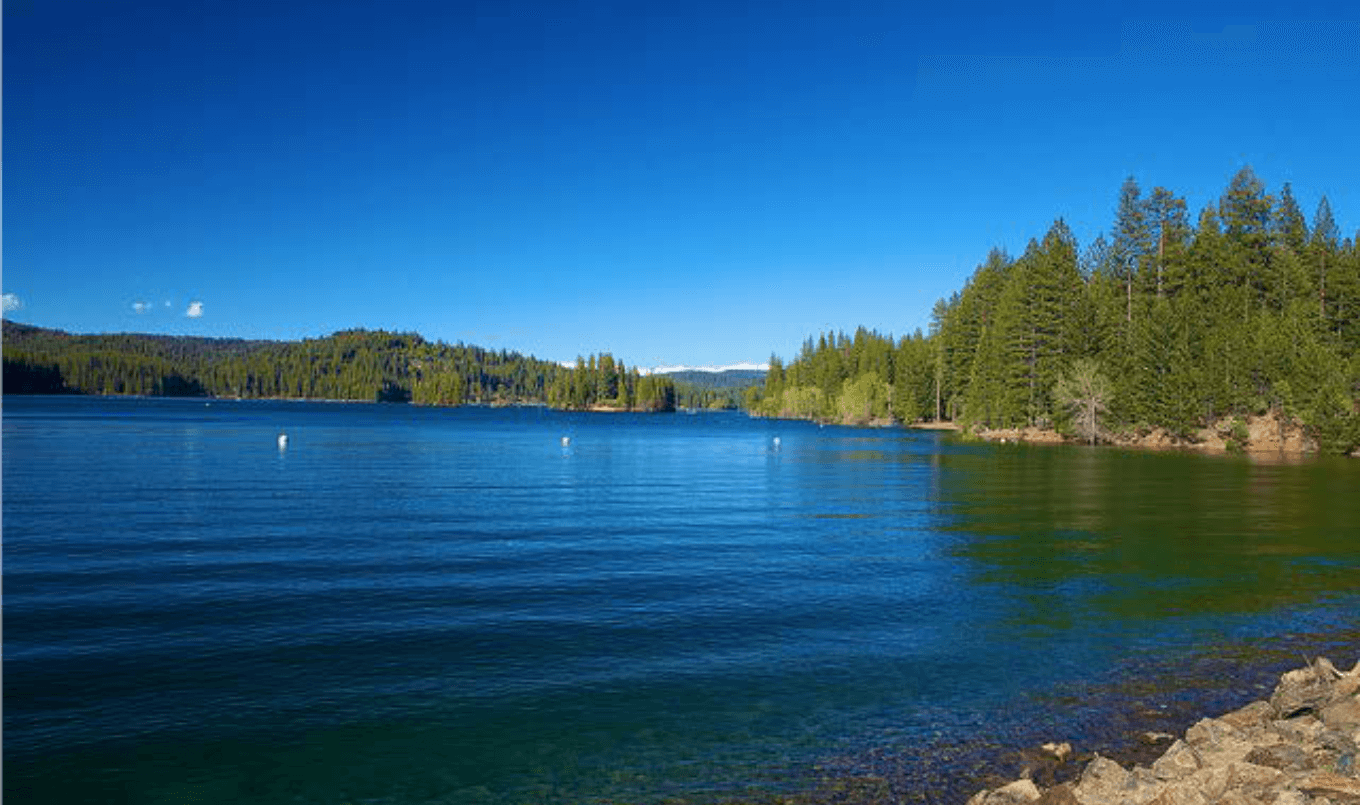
(5, 0, 1358, 370)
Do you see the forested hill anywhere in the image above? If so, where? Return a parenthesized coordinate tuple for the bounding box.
(1, 322, 682, 411)
(654, 368, 766, 410)
(751, 168, 1360, 454)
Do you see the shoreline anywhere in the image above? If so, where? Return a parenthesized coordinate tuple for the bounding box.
(723, 642, 1360, 805)
(964, 655, 1360, 805)
(970, 410, 1323, 457)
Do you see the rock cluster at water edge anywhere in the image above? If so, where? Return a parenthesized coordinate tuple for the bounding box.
(968, 656, 1360, 805)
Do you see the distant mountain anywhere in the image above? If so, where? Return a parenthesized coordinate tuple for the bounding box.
(655, 368, 766, 390)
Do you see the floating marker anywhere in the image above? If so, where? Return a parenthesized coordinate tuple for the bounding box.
(561, 436, 571, 447)
(278, 432, 289, 449)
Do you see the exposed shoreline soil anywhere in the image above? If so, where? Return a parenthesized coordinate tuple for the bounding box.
(972, 411, 1348, 458)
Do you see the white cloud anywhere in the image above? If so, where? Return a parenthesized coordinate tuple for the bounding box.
(2, 292, 21, 314)
(185, 300, 204, 318)
(132, 301, 151, 314)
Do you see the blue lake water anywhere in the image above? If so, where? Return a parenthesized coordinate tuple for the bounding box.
(4, 396, 1358, 804)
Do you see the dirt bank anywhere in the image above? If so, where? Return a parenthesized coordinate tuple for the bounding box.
(974, 411, 1333, 457)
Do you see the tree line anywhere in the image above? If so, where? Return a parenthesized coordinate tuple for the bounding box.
(749, 167, 1360, 453)
(2, 324, 686, 412)
(543, 353, 679, 412)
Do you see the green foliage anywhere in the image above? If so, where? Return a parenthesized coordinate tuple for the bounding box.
(1053, 358, 1113, 445)
(1225, 416, 1251, 453)
(11, 168, 1359, 447)
(757, 170, 1357, 451)
(1, 322, 557, 409)
(836, 372, 890, 425)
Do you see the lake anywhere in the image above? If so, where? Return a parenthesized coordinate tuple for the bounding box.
(4, 396, 1358, 804)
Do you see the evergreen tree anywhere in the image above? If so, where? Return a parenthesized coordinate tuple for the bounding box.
(1310, 196, 1340, 323)
(1219, 166, 1274, 310)
(1272, 182, 1309, 255)
(1145, 187, 1190, 298)
(1113, 176, 1151, 323)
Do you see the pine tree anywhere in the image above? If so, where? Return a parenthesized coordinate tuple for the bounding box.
(1145, 187, 1190, 298)
(1310, 196, 1340, 323)
(1272, 182, 1309, 255)
(1219, 166, 1275, 310)
(1113, 176, 1151, 323)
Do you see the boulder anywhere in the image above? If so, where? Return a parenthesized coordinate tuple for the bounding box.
(995, 778, 1043, 803)
(1271, 659, 1344, 719)
(1151, 740, 1203, 781)
(1073, 755, 1160, 805)
(970, 778, 1042, 805)
(1034, 782, 1081, 805)
(1188, 764, 1233, 802)
(1185, 717, 1236, 748)
(964, 657, 1359, 805)
(1221, 701, 1276, 732)
(1321, 695, 1360, 731)
(1225, 760, 1282, 791)
(1244, 743, 1312, 771)
(1145, 779, 1210, 805)
(1297, 772, 1360, 803)
(1273, 715, 1325, 744)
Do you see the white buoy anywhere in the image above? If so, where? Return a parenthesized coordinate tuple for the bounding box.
(561, 436, 571, 447)
(772, 436, 781, 449)
(278, 432, 289, 449)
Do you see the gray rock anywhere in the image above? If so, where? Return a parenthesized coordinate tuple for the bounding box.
(1319, 729, 1358, 756)
(1245, 743, 1312, 771)
(1275, 716, 1326, 744)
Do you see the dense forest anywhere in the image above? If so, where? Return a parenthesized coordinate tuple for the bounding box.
(750, 167, 1360, 454)
(8, 167, 1358, 451)
(2, 323, 690, 412)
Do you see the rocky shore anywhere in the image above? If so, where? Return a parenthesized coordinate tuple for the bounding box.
(972, 411, 1348, 457)
(967, 657, 1360, 805)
